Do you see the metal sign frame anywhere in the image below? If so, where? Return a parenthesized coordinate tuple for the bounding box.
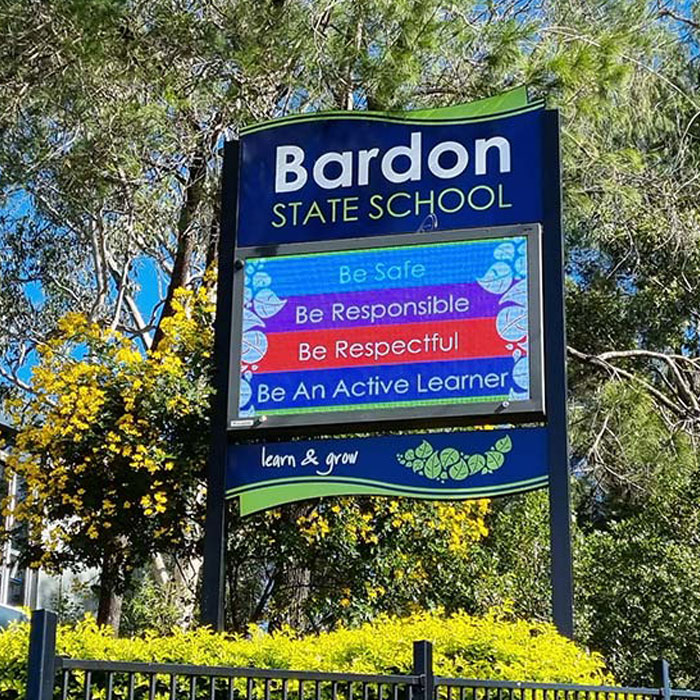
(227, 224, 544, 433)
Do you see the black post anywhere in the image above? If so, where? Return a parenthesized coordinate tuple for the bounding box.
(542, 109, 574, 638)
(201, 140, 240, 630)
(412, 640, 434, 700)
(653, 659, 671, 700)
(26, 609, 57, 700)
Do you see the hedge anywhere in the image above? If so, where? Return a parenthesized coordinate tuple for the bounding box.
(0, 608, 611, 696)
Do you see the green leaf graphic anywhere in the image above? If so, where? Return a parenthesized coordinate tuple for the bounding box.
(424, 452, 442, 479)
(495, 436, 513, 453)
(449, 459, 469, 481)
(395, 435, 511, 483)
(439, 447, 460, 468)
(467, 453, 486, 474)
(415, 440, 434, 459)
(485, 450, 505, 472)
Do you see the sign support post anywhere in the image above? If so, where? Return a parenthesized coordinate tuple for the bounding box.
(542, 110, 574, 637)
(201, 140, 239, 630)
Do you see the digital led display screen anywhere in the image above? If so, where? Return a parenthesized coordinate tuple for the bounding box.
(229, 226, 543, 431)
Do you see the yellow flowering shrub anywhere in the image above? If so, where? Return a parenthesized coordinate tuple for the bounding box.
(0, 608, 612, 695)
(1, 286, 214, 600)
(229, 494, 494, 630)
(296, 497, 489, 551)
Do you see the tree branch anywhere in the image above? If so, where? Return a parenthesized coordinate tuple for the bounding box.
(658, 8, 700, 31)
(567, 346, 691, 416)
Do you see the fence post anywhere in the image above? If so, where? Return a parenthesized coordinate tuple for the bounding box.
(413, 640, 434, 700)
(653, 658, 671, 700)
(26, 609, 57, 700)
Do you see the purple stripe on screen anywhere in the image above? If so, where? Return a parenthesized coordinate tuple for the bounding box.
(257, 282, 509, 333)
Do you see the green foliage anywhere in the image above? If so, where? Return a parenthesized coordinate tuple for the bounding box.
(50, 576, 95, 626)
(571, 381, 698, 525)
(1, 288, 214, 604)
(225, 498, 491, 633)
(451, 490, 557, 623)
(577, 518, 700, 688)
(120, 568, 196, 637)
(570, 382, 700, 687)
(459, 383, 700, 687)
(0, 609, 611, 696)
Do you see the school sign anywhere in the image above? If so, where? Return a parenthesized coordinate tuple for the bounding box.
(202, 87, 573, 635)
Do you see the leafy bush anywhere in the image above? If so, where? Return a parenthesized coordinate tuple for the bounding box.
(0, 608, 611, 696)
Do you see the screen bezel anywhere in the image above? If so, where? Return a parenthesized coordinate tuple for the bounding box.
(227, 223, 544, 434)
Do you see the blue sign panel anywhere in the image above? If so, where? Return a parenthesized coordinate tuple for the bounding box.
(227, 427, 548, 515)
(238, 97, 545, 247)
(225, 89, 552, 509)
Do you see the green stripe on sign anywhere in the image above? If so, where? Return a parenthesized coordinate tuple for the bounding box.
(260, 394, 511, 416)
(240, 93, 542, 135)
(226, 474, 548, 498)
(230, 476, 549, 515)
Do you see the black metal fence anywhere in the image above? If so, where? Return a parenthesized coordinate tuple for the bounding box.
(25, 610, 700, 700)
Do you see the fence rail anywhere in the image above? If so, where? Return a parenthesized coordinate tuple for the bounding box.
(25, 609, 696, 700)
(55, 658, 421, 700)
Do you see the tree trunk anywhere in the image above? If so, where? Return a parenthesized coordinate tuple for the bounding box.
(96, 555, 123, 632)
(282, 564, 311, 629)
(153, 144, 207, 349)
(270, 503, 315, 631)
